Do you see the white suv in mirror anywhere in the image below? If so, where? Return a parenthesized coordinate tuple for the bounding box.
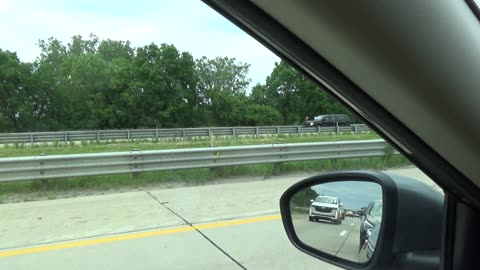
(309, 195, 343, 224)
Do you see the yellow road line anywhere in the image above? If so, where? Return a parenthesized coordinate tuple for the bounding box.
(0, 214, 281, 258)
(194, 214, 280, 230)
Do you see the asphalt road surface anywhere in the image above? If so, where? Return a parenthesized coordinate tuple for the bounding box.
(293, 215, 362, 262)
(0, 168, 437, 270)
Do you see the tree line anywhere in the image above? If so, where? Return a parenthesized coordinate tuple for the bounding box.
(0, 34, 350, 132)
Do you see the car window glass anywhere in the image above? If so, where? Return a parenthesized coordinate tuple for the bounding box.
(315, 197, 335, 204)
(0, 1, 443, 269)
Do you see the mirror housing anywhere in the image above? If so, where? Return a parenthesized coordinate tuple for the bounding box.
(279, 171, 443, 270)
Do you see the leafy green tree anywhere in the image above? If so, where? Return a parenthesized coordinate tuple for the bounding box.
(35, 35, 113, 129)
(76, 37, 138, 129)
(33, 35, 140, 130)
(240, 103, 280, 126)
(59, 53, 114, 129)
(67, 34, 100, 56)
(249, 83, 270, 106)
(133, 43, 199, 128)
(3, 35, 354, 132)
(0, 50, 35, 131)
(195, 56, 251, 126)
(259, 60, 348, 125)
(291, 187, 318, 207)
(30, 37, 69, 130)
(261, 61, 301, 124)
(97, 39, 134, 62)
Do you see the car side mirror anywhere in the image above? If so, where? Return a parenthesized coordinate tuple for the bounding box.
(279, 171, 444, 270)
(310, 199, 314, 203)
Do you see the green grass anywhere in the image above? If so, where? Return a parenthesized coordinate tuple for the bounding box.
(0, 132, 380, 158)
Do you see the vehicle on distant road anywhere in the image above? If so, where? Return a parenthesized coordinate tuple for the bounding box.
(357, 206, 367, 216)
(303, 119, 315, 127)
(313, 114, 351, 127)
(303, 114, 351, 127)
(309, 195, 343, 224)
(345, 210, 354, 217)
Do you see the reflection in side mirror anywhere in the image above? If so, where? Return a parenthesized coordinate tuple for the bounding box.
(289, 181, 382, 263)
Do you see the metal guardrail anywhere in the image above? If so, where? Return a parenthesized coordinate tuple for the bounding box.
(0, 139, 388, 182)
(0, 125, 370, 144)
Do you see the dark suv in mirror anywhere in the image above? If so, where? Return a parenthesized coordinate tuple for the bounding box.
(360, 200, 383, 248)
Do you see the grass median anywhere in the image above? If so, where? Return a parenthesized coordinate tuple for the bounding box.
(0, 132, 379, 157)
(0, 132, 412, 203)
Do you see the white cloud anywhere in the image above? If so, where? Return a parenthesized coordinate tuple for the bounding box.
(0, 0, 279, 86)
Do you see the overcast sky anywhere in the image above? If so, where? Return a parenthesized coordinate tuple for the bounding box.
(312, 181, 382, 210)
(0, 0, 279, 86)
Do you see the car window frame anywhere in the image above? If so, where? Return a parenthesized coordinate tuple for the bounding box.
(202, 1, 480, 269)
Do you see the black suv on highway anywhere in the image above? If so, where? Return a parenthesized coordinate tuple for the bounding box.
(304, 114, 351, 127)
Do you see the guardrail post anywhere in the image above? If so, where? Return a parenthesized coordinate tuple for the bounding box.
(317, 126, 320, 134)
(208, 128, 212, 137)
(232, 127, 236, 137)
(127, 130, 131, 140)
(182, 129, 186, 139)
(64, 132, 68, 143)
(354, 125, 358, 133)
(336, 123, 340, 134)
(155, 128, 159, 140)
(30, 134, 34, 144)
(277, 126, 280, 135)
(273, 147, 285, 175)
(130, 149, 142, 177)
(297, 126, 301, 135)
(210, 150, 224, 176)
(39, 153, 48, 191)
(256, 127, 259, 136)
(96, 131, 100, 142)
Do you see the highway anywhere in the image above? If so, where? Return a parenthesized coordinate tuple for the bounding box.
(0, 168, 437, 270)
(293, 215, 361, 262)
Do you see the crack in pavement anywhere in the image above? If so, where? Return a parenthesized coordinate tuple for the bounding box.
(146, 191, 247, 270)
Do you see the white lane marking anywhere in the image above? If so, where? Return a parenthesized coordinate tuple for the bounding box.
(339, 230, 347, 236)
(350, 223, 355, 226)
